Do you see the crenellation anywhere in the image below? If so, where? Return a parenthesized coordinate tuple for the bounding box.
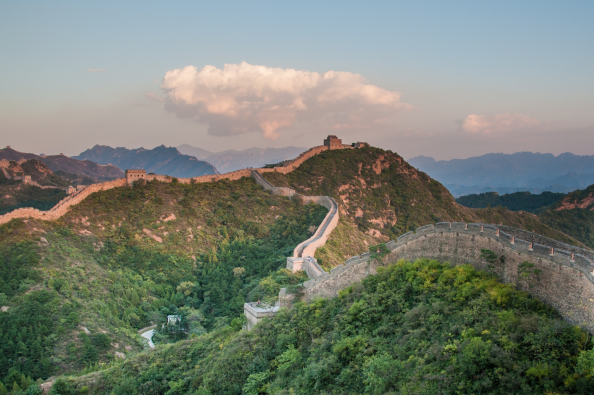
(397, 231, 415, 243)
(499, 231, 513, 243)
(385, 240, 397, 249)
(416, 224, 435, 235)
(295, 221, 594, 332)
(452, 222, 466, 230)
(467, 223, 481, 233)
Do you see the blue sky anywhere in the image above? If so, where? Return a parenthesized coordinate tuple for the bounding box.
(1, 0, 593, 159)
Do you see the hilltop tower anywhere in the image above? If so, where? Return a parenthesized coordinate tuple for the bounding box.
(125, 169, 146, 186)
(323, 135, 344, 150)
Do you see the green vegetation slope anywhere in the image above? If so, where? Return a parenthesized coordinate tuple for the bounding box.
(0, 177, 326, 383)
(540, 184, 594, 248)
(264, 147, 584, 266)
(456, 191, 565, 214)
(61, 259, 594, 395)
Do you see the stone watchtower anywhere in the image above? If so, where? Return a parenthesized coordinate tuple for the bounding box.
(125, 169, 146, 186)
(323, 135, 343, 150)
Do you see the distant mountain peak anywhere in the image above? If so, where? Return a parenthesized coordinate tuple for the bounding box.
(74, 145, 218, 178)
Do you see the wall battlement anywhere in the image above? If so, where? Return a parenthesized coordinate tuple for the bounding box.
(0, 136, 354, 225)
(251, 170, 339, 279)
(296, 222, 594, 332)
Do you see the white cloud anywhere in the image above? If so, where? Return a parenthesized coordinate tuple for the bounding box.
(87, 68, 107, 73)
(160, 62, 414, 140)
(462, 113, 542, 134)
(145, 92, 164, 102)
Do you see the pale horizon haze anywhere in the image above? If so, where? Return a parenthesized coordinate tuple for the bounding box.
(1, 1, 593, 160)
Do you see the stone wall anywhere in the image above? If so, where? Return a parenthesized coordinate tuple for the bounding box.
(244, 303, 280, 331)
(2, 138, 354, 225)
(299, 222, 594, 333)
(495, 224, 594, 262)
(0, 178, 126, 225)
(251, 170, 340, 277)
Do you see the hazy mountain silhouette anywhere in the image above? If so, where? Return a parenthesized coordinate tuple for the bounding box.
(0, 147, 124, 180)
(409, 152, 594, 197)
(75, 145, 218, 178)
(177, 145, 307, 173)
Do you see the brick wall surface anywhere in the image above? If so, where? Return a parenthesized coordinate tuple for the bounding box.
(300, 222, 594, 332)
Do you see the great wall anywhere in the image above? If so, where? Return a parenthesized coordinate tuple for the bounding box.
(284, 222, 594, 333)
(1, 136, 593, 333)
(0, 136, 353, 226)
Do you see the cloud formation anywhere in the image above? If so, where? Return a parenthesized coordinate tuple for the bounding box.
(87, 68, 107, 73)
(160, 62, 413, 140)
(462, 113, 541, 134)
(145, 92, 164, 102)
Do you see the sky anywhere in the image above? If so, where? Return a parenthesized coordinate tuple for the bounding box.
(1, 0, 593, 160)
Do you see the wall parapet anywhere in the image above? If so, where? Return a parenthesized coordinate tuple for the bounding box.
(1, 136, 355, 226)
(298, 221, 594, 332)
(0, 178, 126, 225)
(252, 170, 339, 276)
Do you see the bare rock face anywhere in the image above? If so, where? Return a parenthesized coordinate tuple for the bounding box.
(40, 380, 54, 394)
(115, 352, 126, 359)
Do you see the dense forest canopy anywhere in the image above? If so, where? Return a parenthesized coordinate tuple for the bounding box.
(61, 259, 594, 395)
(0, 178, 327, 385)
(456, 191, 565, 213)
(539, 184, 594, 249)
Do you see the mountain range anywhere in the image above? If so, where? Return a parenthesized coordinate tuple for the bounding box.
(176, 144, 306, 173)
(409, 152, 594, 197)
(74, 145, 218, 178)
(0, 147, 124, 181)
(0, 143, 591, 394)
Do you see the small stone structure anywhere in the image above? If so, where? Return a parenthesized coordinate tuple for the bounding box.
(324, 135, 354, 150)
(125, 169, 147, 185)
(244, 303, 280, 331)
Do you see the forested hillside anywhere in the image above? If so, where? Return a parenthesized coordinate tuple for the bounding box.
(0, 177, 326, 385)
(264, 147, 584, 267)
(0, 160, 68, 214)
(456, 191, 565, 213)
(1, 146, 592, 394)
(61, 259, 594, 395)
(540, 184, 594, 248)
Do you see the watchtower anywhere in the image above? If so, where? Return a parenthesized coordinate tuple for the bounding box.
(323, 135, 343, 150)
(125, 169, 146, 186)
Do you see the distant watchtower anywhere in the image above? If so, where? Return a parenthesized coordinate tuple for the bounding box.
(125, 169, 146, 186)
(323, 135, 343, 150)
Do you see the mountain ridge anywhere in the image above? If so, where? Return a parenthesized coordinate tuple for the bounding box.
(0, 147, 124, 181)
(74, 145, 219, 178)
(409, 151, 594, 197)
(177, 144, 307, 173)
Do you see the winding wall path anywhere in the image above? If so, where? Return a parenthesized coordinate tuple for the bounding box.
(295, 222, 594, 332)
(0, 143, 349, 226)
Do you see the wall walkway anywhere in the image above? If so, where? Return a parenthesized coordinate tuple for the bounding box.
(0, 144, 348, 225)
(294, 222, 594, 333)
